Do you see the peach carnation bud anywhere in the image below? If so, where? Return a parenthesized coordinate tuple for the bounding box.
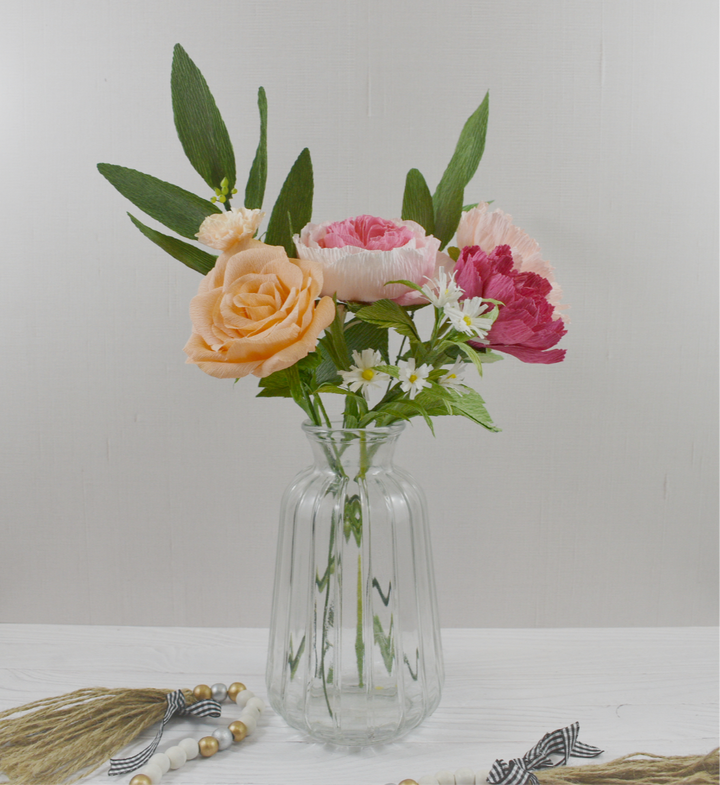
(196, 207, 265, 252)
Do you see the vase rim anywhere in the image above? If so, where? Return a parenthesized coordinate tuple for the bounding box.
(301, 420, 406, 438)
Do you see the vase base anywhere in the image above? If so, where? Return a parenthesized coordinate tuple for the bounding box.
(268, 688, 441, 747)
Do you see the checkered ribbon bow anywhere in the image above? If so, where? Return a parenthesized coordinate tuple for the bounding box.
(488, 722, 603, 785)
(108, 690, 222, 775)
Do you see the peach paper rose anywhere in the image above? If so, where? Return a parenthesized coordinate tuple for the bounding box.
(183, 243, 335, 379)
(294, 215, 448, 304)
(457, 203, 567, 321)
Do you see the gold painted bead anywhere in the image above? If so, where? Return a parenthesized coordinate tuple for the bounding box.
(129, 776, 153, 785)
(227, 681, 247, 701)
(228, 720, 247, 741)
(399, 780, 419, 785)
(193, 684, 212, 700)
(198, 735, 219, 757)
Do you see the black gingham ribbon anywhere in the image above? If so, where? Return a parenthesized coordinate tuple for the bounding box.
(108, 690, 222, 776)
(488, 722, 603, 785)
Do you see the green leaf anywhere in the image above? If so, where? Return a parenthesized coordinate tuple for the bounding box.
(401, 168, 435, 235)
(355, 300, 419, 341)
(432, 93, 489, 249)
(344, 319, 389, 363)
(454, 340, 488, 378)
(373, 615, 395, 674)
(385, 278, 425, 295)
(127, 213, 217, 274)
(98, 163, 220, 239)
(256, 367, 292, 398)
(319, 301, 350, 371)
(171, 44, 236, 191)
(245, 87, 268, 209)
(446, 386, 498, 431)
(285, 363, 315, 421)
(266, 148, 314, 258)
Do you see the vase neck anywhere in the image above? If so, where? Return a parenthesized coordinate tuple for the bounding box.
(302, 423, 404, 475)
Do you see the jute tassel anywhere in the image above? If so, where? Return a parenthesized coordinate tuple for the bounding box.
(0, 687, 196, 785)
(536, 748, 719, 784)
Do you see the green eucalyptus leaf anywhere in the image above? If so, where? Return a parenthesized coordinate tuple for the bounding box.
(171, 44, 236, 191)
(355, 300, 419, 341)
(432, 93, 489, 249)
(98, 164, 221, 239)
(127, 213, 217, 274)
(266, 148, 314, 258)
(401, 168, 435, 235)
(245, 87, 268, 209)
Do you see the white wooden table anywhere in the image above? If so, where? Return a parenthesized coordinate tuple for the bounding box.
(0, 626, 717, 784)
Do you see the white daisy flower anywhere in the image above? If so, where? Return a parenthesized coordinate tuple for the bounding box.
(439, 359, 466, 391)
(421, 267, 464, 309)
(444, 297, 495, 340)
(339, 349, 390, 400)
(398, 358, 432, 400)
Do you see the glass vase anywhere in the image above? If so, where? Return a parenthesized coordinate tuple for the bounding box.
(266, 422, 444, 746)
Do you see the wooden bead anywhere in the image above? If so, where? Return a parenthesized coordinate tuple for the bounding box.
(229, 720, 248, 741)
(193, 684, 212, 700)
(129, 777, 153, 785)
(399, 780, 420, 785)
(227, 682, 246, 701)
(198, 735, 219, 757)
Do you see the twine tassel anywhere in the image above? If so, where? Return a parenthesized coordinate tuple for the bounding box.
(536, 748, 720, 785)
(0, 687, 194, 785)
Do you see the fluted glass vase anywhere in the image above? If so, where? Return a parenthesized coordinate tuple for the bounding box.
(266, 422, 444, 746)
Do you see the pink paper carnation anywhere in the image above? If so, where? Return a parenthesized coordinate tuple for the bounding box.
(454, 244, 567, 364)
(457, 203, 567, 321)
(295, 215, 447, 304)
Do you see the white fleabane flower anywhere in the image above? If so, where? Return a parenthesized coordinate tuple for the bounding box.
(339, 349, 389, 400)
(398, 358, 432, 400)
(439, 359, 466, 391)
(421, 267, 464, 309)
(445, 297, 495, 340)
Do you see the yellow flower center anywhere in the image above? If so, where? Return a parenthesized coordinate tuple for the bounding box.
(362, 368, 375, 381)
(463, 315, 473, 326)
(448, 373, 456, 379)
(409, 374, 418, 383)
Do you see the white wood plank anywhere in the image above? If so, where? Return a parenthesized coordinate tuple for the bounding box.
(0, 626, 716, 785)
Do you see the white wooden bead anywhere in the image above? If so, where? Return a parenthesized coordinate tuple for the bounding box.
(245, 696, 265, 713)
(455, 768, 476, 784)
(235, 689, 255, 707)
(148, 753, 170, 774)
(139, 761, 163, 784)
(239, 710, 258, 733)
(418, 775, 441, 784)
(165, 745, 187, 769)
(179, 737, 199, 760)
(475, 771, 490, 784)
(436, 771, 456, 785)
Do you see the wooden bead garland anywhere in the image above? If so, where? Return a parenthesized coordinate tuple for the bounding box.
(128, 682, 264, 785)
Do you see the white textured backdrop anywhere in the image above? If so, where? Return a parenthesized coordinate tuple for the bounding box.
(0, 0, 716, 628)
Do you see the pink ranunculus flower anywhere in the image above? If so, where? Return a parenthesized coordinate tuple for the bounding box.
(457, 203, 567, 321)
(454, 244, 567, 364)
(294, 215, 447, 304)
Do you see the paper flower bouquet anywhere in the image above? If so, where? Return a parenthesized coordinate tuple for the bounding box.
(99, 45, 566, 436)
(99, 44, 567, 746)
